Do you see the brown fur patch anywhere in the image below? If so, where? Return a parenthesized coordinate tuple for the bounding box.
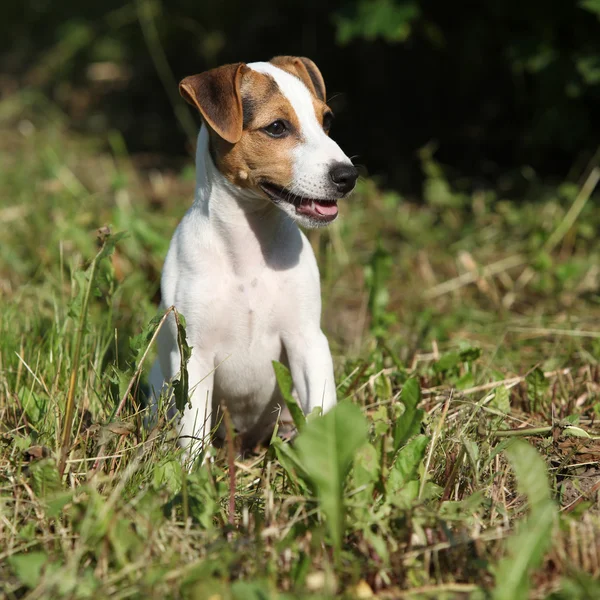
(210, 70, 302, 191)
(180, 63, 247, 144)
(270, 56, 327, 102)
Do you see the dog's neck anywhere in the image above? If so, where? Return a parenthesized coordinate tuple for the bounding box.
(191, 127, 302, 274)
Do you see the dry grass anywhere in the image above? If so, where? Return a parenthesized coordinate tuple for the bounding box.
(1, 92, 600, 599)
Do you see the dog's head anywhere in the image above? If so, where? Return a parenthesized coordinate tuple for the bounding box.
(179, 56, 358, 228)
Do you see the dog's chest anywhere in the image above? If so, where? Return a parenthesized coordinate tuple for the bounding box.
(218, 272, 285, 350)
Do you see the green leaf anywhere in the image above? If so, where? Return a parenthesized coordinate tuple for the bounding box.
(45, 491, 74, 518)
(294, 401, 369, 554)
(97, 229, 128, 262)
(491, 385, 511, 414)
(364, 243, 395, 335)
(173, 311, 192, 413)
(459, 346, 482, 364)
(433, 351, 461, 374)
(231, 580, 274, 600)
(270, 437, 309, 494)
(439, 491, 486, 521)
(526, 367, 549, 410)
(352, 442, 380, 504)
(393, 377, 424, 451)
(273, 361, 305, 432)
(29, 459, 61, 498)
(492, 441, 556, 600)
(389, 480, 420, 509)
(8, 551, 47, 588)
(18, 389, 46, 424)
(463, 437, 480, 482)
(335, 0, 420, 45)
(183, 467, 223, 529)
(388, 434, 429, 494)
(563, 425, 591, 438)
(580, 0, 600, 17)
(153, 459, 183, 495)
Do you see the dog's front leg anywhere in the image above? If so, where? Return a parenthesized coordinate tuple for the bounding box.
(284, 331, 337, 417)
(177, 356, 215, 467)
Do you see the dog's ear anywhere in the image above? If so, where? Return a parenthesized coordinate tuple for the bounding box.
(270, 56, 326, 102)
(179, 62, 248, 144)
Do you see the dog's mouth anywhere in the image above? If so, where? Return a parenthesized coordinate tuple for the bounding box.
(259, 182, 339, 223)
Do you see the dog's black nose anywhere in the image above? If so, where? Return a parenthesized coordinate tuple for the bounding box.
(329, 163, 359, 194)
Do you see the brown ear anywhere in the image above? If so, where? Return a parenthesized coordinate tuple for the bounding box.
(270, 56, 327, 102)
(179, 62, 248, 144)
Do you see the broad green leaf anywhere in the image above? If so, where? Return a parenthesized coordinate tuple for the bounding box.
(388, 434, 429, 494)
(45, 490, 74, 518)
(563, 425, 591, 438)
(493, 504, 555, 600)
(29, 459, 61, 498)
(352, 442, 380, 504)
(505, 440, 551, 511)
(8, 551, 47, 588)
(433, 351, 461, 374)
(493, 441, 556, 600)
(394, 377, 424, 451)
(294, 401, 369, 554)
(273, 360, 306, 432)
(389, 480, 420, 509)
(153, 459, 183, 495)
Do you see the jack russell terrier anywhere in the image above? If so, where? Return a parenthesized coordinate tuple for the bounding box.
(149, 56, 358, 462)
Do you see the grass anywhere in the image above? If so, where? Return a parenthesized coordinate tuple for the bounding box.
(2, 90, 600, 600)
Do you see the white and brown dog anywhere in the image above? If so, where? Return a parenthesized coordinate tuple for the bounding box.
(149, 56, 358, 462)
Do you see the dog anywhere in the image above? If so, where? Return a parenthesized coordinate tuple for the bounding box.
(149, 56, 358, 463)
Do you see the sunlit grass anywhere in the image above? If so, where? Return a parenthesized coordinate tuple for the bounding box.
(1, 92, 600, 599)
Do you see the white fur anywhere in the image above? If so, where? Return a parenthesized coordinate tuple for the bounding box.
(149, 64, 351, 465)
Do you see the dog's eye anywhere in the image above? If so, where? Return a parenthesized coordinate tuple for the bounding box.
(322, 112, 334, 133)
(263, 120, 288, 138)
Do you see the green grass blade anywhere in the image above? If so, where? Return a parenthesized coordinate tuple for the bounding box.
(272, 360, 306, 432)
(492, 441, 557, 600)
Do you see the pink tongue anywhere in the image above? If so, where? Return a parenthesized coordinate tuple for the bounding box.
(314, 201, 338, 216)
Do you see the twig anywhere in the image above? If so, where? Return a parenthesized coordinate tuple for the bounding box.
(419, 391, 452, 500)
(424, 254, 526, 299)
(508, 327, 600, 339)
(491, 426, 553, 438)
(222, 404, 237, 529)
(544, 167, 600, 254)
(562, 479, 600, 513)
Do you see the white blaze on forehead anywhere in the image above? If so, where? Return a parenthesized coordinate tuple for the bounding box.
(247, 62, 351, 178)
